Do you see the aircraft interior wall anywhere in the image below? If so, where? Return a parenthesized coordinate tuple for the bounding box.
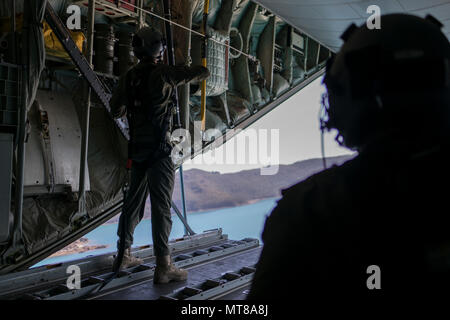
(0, 0, 330, 272)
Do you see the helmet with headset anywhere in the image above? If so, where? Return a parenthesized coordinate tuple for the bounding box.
(132, 27, 167, 62)
(321, 14, 450, 150)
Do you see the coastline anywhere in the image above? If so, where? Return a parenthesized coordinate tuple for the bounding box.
(50, 237, 109, 257)
(39, 196, 279, 266)
(103, 196, 279, 224)
(186, 197, 279, 214)
(51, 197, 278, 257)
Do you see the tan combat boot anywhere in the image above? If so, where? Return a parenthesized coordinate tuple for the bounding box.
(113, 248, 144, 271)
(154, 255, 188, 284)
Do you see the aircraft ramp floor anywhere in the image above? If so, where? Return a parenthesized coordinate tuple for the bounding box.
(93, 244, 261, 300)
(0, 229, 261, 300)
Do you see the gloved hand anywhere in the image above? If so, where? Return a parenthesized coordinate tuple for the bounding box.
(170, 133, 186, 145)
(190, 65, 211, 83)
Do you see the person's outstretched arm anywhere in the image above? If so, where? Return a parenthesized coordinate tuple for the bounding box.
(160, 65, 210, 87)
(147, 65, 210, 134)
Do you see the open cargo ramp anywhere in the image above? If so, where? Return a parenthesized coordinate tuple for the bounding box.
(0, 229, 261, 300)
(0, 0, 330, 274)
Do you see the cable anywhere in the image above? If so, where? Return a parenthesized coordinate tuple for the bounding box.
(78, 188, 129, 298)
(319, 92, 328, 169)
(95, 0, 258, 62)
(320, 127, 327, 170)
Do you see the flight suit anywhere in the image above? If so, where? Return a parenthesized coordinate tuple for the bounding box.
(248, 138, 449, 300)
(111, 60, 209, 257)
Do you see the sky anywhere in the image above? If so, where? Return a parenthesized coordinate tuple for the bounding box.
(183, 76, 355, 174)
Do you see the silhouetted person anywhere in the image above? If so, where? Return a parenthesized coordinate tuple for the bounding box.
(249, 14, 450, 300)
(110, 27, 209, 283)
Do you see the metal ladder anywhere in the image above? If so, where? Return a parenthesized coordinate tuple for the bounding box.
(44, 2, 130, 141)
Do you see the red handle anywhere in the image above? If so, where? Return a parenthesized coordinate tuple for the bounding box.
(126, 159, 133, 169)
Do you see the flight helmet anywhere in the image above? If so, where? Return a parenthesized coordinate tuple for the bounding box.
(321, 14, 450, 150)
(132, 27, 166, 62)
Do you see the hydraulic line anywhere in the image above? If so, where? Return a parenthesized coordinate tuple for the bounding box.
(162, 0, 192, 235)
(200, 0, 210, 133)
(77, 0, 96, 218)
(163, 0, 181, 129)
(96, 0, 258, 62)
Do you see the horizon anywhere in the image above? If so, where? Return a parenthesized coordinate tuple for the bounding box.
(183, 76, 355, 174)
(182, 153, 354, 174)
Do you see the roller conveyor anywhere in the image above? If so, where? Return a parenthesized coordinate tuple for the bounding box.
(0, 229, 261, 300)
(96, 245, 261, 300)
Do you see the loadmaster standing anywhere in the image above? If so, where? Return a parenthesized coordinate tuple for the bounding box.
(110, 27, 210, 284)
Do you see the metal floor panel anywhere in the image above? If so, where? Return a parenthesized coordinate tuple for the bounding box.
(216, 283, 252, 300)
(93, 247, 262, 300)
(0, 230, 228, 299)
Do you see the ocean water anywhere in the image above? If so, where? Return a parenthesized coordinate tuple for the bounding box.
(33, 197, 280, 267)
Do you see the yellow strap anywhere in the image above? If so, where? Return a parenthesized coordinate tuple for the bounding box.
(204, 0, 210, 15)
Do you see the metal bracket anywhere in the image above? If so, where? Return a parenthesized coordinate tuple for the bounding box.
(38, 107, 56, 193)
(1, 242, 26, 266)
(171, 200, 195, 236)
